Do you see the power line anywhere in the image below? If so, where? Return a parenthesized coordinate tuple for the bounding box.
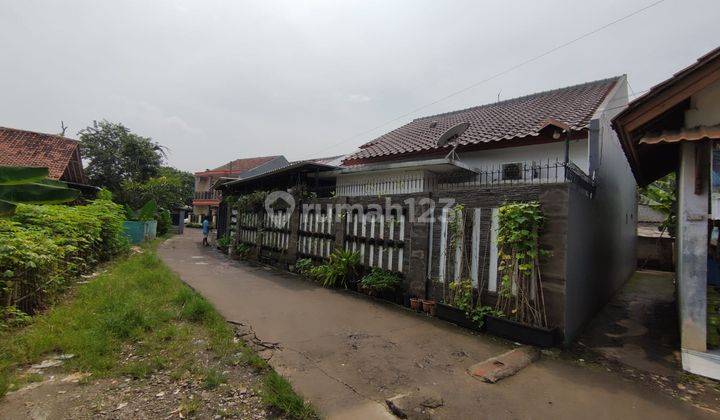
(303, 0, 667, 159)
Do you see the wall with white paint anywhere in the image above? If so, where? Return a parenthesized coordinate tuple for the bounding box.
(685, 78, 720, 128)
(458, 139, 590, 174)
(336, 169, 434, 196)
(563, 76, 638, 341)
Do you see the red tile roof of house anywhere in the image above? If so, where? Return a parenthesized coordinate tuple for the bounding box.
(0, 126, 83, 180)
(344, 77, 620, 164)
(195, 156, 280, 176)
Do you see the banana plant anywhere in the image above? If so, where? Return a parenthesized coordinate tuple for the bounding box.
(0, 166, 80, 216)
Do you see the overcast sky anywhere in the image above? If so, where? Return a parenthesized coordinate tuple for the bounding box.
(1, 0, 718, 172)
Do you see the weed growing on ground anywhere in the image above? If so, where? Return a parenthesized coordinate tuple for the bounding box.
(0, 243, 316, 420)
(179, 397, 201, 416)
(261, 371, 318, 419)
(202, 368, 227, 390)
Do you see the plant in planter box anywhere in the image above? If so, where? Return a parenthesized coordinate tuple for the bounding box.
(469, 305, 503, 329)
(448, 279, 472, 313)
(487, 201, 559, 346)
(359, 268, 401, 296)
(308, 250, 360, 288)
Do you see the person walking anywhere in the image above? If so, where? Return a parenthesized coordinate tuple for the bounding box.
(202, 216, 211, 246)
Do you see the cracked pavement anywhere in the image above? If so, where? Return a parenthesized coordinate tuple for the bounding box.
(158, 230, 716, 419)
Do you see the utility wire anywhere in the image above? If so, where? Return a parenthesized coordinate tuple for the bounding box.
(303, 0, 667, 159)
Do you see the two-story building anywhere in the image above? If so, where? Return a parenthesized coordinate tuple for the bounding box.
(192, 155, 288, 223)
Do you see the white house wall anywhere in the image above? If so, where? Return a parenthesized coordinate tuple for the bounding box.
(336, 139, 590, 197)
(336, 169, 433, 196)
(563, 76, 638, 341)
(685, 78, 720, 128)
(458, 138, 590, 174)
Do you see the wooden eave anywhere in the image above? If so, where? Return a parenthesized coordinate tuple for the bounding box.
(612, 48, 720, 186)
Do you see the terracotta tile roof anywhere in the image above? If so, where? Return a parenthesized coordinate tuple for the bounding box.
(344, 77, 620, 164)
(195, 156, 280, 176)
(0, 126, 82, 180)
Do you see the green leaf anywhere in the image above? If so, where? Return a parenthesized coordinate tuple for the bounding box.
(137, 200, 157, 221)
(0, 166, 49, 185)
(0, 183, 79, 204)
(0, 199, 16, 216)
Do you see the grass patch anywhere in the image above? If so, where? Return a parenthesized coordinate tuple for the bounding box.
(0, 241, 317, 418)
(179, 397, 201, 416)
(261, 371, 318, 420)
(202, 368, 226, 390)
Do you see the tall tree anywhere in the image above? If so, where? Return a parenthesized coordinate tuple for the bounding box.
(117, 167, 195, 210)
(158, 166, 195, 206)
(78, 121, 166, 193)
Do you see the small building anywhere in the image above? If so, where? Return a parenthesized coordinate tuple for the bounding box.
(218, 77, 638, 345)
(613, 46, 720, 379)
(329, 76, 638, 343)
(0, 126, 96, 195)
(192, 155, 288, 223)
(215, 158, 342, 239)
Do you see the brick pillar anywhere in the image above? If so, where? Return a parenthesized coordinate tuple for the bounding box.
(254, 210, 264, 259)
(333, 196, 348, 253)
(285, 193, 303, 265)
(405, 193, 431, 299)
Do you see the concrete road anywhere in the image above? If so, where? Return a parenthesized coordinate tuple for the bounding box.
(159, 230, 714, 419)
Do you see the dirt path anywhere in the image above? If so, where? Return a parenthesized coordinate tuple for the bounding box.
(159, 230, 718, 419)
(0, 332, 271, 420)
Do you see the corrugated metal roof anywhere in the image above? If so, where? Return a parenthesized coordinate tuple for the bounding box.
(639, 125, 720, 145)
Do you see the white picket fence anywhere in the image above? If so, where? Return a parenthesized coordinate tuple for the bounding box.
(237, 212, 261, 245)
(435, 206, 499, 292)
(298, 209, 335, 258)
(344, 210, 406, 272)
(261, 211, 291, 251)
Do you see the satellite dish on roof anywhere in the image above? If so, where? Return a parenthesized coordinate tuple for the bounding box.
(436, 122, 470, 147)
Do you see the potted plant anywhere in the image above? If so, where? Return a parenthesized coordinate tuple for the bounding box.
(410, 297, 421, 311)
(422, 299, 436, 316)
(485, 201, 559, 347)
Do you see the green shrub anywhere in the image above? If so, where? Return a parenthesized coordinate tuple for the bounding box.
(234, 243, 252, 258)
(308, 250, 360, 288)
(157, 209, 172, 236)
(360, 268, 401, 293)
(0, 199, 128, 317)
(217, 234, 232, 248)
(294, 258, 313, 276)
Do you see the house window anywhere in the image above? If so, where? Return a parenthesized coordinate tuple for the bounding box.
(502, 163, 523, 180)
